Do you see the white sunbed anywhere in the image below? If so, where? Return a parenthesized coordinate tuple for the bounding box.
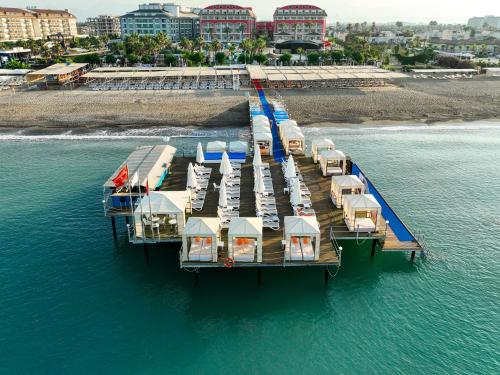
(300, 238, 315, 261)
(188, 238, 203, 261)
(353, 218, 376, 233)
(285, 240, 303, 261)
(233, 239, 256, 262)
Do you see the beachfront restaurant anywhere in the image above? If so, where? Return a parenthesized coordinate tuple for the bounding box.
(182, 217, 221, 262)
(330, 175, 365, 208)
(131, 191, 189, 241)
(103, 145, 177, 215)
(311, 139, 335, 163)
(283, 216, 321, 262)
(319, 150, 346, 176)
(282, 127, 305, 155)
(26, 63, 89, 86)
(253, 129, 273, 156)
(228, 217, 263, 263)
(343, 194, 382, 233)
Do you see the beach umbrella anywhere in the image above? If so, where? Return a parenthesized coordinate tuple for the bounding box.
(253, 145, 262, 167)
(219, 151, 233, 175)
(218, 183, 227, 208)
(290, 179, 303, 206)
(285, 155, 297, 179)
(254, 169, 265, 194)
(186, 163, 199, 190)
(196, 142, 204, 164)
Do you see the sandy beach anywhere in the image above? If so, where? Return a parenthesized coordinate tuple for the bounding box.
(0, 77, 499, 130)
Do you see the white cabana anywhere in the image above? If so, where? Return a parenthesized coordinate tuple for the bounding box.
(284, 155, 297, 180)
(228, 217, 263, 262)
(311, 138, 335, 163)
(253, 131, 273, 156)
(206, 141, 226, 153)
(229, 141, 248, 154)
(282, 127, 305, 155)
(133, 190, 189, 238)
(284, 216, 321, 261)
(252, 115, 270, 129)
(182, 217, 221, 262)
(278, 119, 299, 138)
(196, 142, 205, 164)
(319, 150, 346, 176)
(330, 175, 365, 207)
(219, 152, 233, 175)
(343, 194, 382, 233)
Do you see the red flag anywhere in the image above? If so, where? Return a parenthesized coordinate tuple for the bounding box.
(145, 177, 150, 196)
(112, 165, 128, 188)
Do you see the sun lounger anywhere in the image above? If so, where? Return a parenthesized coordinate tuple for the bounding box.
(300, 238, 315, 260)
(233, 239, 256, 262)
(285, 239, 302, 261)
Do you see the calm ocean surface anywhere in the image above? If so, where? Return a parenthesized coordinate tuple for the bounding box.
(0, 123, 499, 374)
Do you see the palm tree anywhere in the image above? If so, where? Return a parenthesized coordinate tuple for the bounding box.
(180, 37, 193, 53)
(206, 27, 214, 42)
(228, 44, 236, 63)
(194, 36, 204, 52)
(241, 38, 254, 63)
(297, 47, 305, 64)
(238, 25, 245, 43)
(223, 26, 231, 42)
(40, 44, 52, 63)
(155, 32, 171, 51)
(255, 37, 266, 54)
(210, 39, 222, 54)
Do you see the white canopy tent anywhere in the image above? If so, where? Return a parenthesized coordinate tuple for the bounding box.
(320, 150, 346, 176)
(330, 175, 365, 207)
(284, 216, 321, 261)
(196, 142, 205, 164)
(228, 217, 263, 262)
(133, 190, 189, 238)
(311, 138, 335, 163)
(182, 217, 221, 262)
(206, 141, 226, 153)
(278, 119, 299, 138)
(229, 141, 248, 154)
(343, 194, 382, 233)
(282, 127, 305, 155)
(252, 115, 270, 129)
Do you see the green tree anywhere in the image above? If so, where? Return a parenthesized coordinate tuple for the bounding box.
(253, 53, 268, 65)
(4, 59, 30, 69)
(164, 53, 176, 66)
(296, 48, 305, 64)
(223, 26, 231, 42)
(238, 25, 245, 42)
(154, 32, 171, 51)
(127, 53, 139, 64)
(214, 51, 226, 64)
(279, 52, 292, 65)
(307, 52, 320, 65)
(104, 54, 117, 64)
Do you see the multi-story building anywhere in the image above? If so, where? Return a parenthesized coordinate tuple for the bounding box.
(87, 15, 121, 37)
(199, 5, 256, 43)
(468, 16, 500, 30)
(273, 4, 327, 45)
(0, 7, 77, 41)
(120, 3, 199, 42)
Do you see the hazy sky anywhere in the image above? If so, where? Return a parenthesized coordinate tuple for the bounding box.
(3, 0, 499, 23)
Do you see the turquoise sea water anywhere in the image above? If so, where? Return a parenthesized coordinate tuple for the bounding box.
(1, 123, 499, 374)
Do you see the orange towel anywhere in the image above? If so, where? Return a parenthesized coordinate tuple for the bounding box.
(292, 237, 299, 244)
(205, 238, 212, 245)
(303, 238, 309, 244)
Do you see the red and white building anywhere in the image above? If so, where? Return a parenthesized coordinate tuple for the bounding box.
(273, 5, 327, 45)
(199, 4, 256, 43)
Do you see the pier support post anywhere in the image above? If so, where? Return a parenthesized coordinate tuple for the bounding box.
(111, 217, 117, 240)
(371, 240, 377, 257)
(194, 269, 199, 286)
(125, 216, 129, 224)
(143, 243, 149, 265)
(324, 267, 329, 285)
(257, 267, 262, 286)
(411, 251, 416, 261)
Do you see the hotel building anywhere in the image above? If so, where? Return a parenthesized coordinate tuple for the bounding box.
(273, 4, 327, 45)
(199, 5, 256, 43)
(120, 3, 199, 42)
(87, 15, 121, 37)
(0, 7, 77, 42)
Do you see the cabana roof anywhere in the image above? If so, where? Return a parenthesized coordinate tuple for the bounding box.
(283, 128, 305, 139)
(206, 141, 226, 152)
(321, 149, 345, 159)
(184, 217, 221, 236)
(284, 216, 320, 236)
(135, 191, 189, 214)
(254, 132, 273, 141)
(312, 138, 335, 148)
(229, 141, 248, 153)
(228, 217, 263, 236)
(343, 194, 381, 210)
(331, 175, 364, 188)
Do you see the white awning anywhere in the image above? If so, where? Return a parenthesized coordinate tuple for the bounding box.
(344, 194, 381, 211)
(284, 216, 320, 236)
(331, 175, 364, 189)
(228, 217, 263, 237)
(229, 141, 248, 153)
(184, 217, 221, 236)
(135, 191, 189, 214)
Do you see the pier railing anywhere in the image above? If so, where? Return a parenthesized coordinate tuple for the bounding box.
(329, 226, 343, 267)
